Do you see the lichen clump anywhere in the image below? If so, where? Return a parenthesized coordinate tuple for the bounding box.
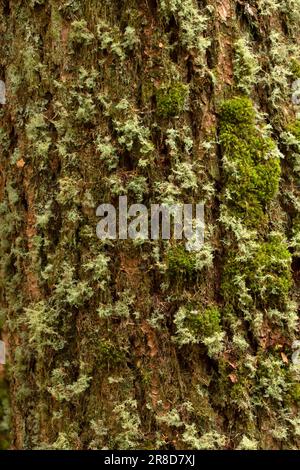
(222, 233, 292, 309)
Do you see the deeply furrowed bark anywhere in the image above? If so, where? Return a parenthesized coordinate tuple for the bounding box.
(0, 0, 300, 450)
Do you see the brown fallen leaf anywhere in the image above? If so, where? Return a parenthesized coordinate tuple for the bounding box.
(229, 373, 238, 384)
(16, 158, 25, 168)
(281, 352, 289, 364)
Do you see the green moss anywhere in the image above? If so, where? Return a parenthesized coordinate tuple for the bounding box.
(290, 383, 300, 402)
(166, 244, 196, 278)
(188, 306, 221, 337)
(156, 82, 189, 118)
(2, 0, 298, 451)
(233, 38, 260, 94)
(220, 97, 281, 226)
(69, 19, 94, 46)
(141, 81, 155, 107)
(98, 340, 125, 368)
(140, 369, 153, 385)
(228, 377, 251, 407)
(220, 97, 256, 125)
(287, 119, 300, 140)
(290, 59, 300, 79)
(173, 304, 223, 346)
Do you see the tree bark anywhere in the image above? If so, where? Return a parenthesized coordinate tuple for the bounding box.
(0, 0, 300, 450)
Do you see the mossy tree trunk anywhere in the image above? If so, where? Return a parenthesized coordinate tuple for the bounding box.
(1, 0, 300, 450)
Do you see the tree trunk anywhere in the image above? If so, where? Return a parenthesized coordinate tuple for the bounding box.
(1, 0, 300, 450)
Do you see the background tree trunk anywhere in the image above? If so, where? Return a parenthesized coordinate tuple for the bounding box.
(1, 0, 300, 450)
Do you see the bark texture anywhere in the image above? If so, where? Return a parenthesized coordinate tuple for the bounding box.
(1, 0, 300, 450)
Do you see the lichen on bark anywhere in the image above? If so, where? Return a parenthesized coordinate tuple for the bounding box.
(0, 0, 300, 450)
